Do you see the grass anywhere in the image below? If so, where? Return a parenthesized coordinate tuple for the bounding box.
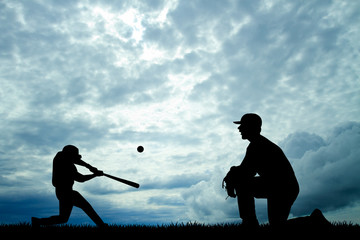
(1, 221, 359, 236)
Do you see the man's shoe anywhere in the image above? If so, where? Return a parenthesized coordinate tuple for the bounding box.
(241, 218, 260, 229)
(31, 217, 40, 228)
(310, 209, 331, 226)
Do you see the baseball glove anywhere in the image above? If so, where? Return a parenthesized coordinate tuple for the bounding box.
(222, 166, 239, 198)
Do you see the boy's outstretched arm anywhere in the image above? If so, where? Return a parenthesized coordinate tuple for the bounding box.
(74, 170, 103, 183)
(74, 159, 100, 173)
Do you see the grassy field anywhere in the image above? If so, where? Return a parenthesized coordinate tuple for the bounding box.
(1, 222, 359, 236)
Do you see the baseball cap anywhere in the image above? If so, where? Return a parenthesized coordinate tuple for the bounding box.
(62, 145, 80, 156)
(233, 113, 262, 127)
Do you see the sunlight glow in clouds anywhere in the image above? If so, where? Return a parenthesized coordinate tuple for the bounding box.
(0, 0, 359, 225)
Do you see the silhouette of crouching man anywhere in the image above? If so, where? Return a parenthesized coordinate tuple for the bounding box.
(32, 145, 105, 227)
(224, 113, 299, 227)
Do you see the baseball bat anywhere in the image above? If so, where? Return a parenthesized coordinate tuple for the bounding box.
(103, 173, 140, 188)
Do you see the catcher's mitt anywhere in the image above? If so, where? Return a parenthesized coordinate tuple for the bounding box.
(222, 166, 239, 199)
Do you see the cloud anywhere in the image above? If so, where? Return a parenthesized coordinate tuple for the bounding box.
(0, 0, 359, 225)
(182, 122, 360, 223)
(148, 195, 184, 207)
(279, 132, 326, 159)
(142, 172, 210, 190)
(0, 192, 58, 223)
(290, 122, 360, 216)
(182, 170, 238, 223)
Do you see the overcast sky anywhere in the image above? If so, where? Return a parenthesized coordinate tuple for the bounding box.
(1, 0, 359, 225)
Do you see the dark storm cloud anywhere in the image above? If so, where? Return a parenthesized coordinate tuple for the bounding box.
(279, 132, 327, 159)
(0, 192, 58, 223)
(289, 122, 360, 215)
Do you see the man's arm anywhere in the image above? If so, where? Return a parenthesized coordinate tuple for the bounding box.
(74, 170, 103, 183)
(73, 159, 99, 173)
(237, 146, 257, 178)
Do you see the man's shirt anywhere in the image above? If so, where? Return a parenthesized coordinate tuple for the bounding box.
(239, 135, 299, 193)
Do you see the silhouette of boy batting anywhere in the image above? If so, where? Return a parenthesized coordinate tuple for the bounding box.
(32, 145, 105, 227)
(223, 113, 299, 227)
